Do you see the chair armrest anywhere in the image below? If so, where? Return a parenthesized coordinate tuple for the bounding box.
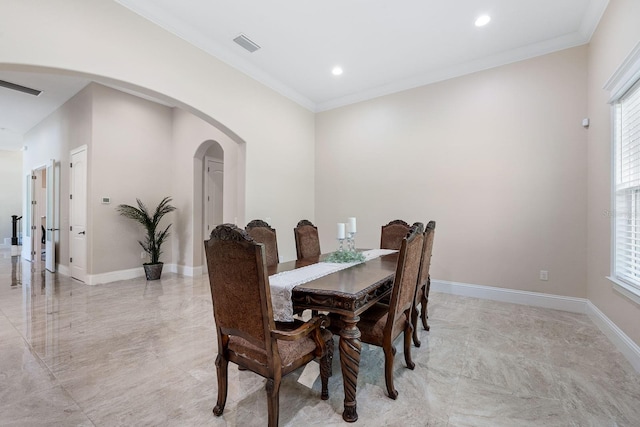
(271, 315, 329, 341)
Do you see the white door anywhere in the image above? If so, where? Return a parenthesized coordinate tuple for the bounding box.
(70, 148, 87, 282)
(205, 159, 224, 234)
(45, 159, 59, 272)
(23, 173, 34, 262)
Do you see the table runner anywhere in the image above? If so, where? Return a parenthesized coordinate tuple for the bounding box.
(269, 249, 397, 322)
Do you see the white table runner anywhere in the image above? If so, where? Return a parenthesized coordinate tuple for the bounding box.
(269, 249, 397, 322)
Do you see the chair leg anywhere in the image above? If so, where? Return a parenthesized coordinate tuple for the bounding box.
(404, 322, 415, 370)
(383, 345, 398, 400)
(320, 338, 334, 400)
(420, 277, 431, 331)
(411, 302, 421, 347)
(213, 354, 228, 416)
(265, 376, 281, 427)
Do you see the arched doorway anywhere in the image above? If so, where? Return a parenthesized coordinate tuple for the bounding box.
(204, 142, 224, 237)
(5, 66, 246, 282)
(192, 136, 246, 274)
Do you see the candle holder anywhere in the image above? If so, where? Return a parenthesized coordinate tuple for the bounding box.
(327, 218, 363, 263)
(347, 231, 356, 252)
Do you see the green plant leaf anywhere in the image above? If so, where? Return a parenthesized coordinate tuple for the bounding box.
(117, 197, 176, 264)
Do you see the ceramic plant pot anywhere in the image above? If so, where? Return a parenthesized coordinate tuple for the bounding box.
(143, 262, 164, 280)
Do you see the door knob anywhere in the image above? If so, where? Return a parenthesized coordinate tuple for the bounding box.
(78, 231, 86, 235)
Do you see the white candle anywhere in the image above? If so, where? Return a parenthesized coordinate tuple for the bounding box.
(347, 217, 357, 233)
(337, 223, 346, 239)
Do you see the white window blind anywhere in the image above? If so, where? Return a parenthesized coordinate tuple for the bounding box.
(614, 80, 640, 291)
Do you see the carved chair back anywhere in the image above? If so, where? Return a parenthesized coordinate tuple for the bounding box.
(380, 219, 411, 250)
(337, 223, 424, 399)
(417, 221, 436, 292)
(246, 219, 280, 267)
(204, 224, 333, 426)
(412, 220, 436, 337)
(205, 224, 274, 353)
(385, 223, 424, 340)
(294, 219, 321, 260)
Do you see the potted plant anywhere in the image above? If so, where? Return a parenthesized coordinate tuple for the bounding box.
(117, 196, 176, 280)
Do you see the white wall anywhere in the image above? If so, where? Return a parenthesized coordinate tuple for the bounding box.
(0, 150, 23, 246)
(171, 104, 313, 266)
(316, 46, 588, 298)
(9, 0, 639, 355)
(0, 0, 316, 266)
(20, 79, 311, 278)
(587, 0, 640, 346)
(22, 86, 93, 268)
(171, 108, 244, 271)
(90, 83, 174, 274)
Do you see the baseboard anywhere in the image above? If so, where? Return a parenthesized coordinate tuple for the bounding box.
(57, 264, 70, 276)
(432, 279, 640, 373)
(86, 267, 144, 285)
(173, 264, 203, 277)
(431, 279, 588, 313)
(85, 263, 202, 285)
(586, 301, 640, 373)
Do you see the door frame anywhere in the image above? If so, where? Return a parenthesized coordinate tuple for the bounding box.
(24, 164, 47, 265)
(45, 158, 59, 272)
(22, 172, 34, 262)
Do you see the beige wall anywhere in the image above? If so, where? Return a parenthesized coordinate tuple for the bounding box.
(2, 0, 315, 269)
(22, 84, 177, 275)
(316, 46, 589, 297)
(7, 0, 639, 348)
(1, 0, 315, 262)
(22, 86, 93, 266)
(91, 84, 174, 274)
(587, 0, 640, 346)
(20, 80, 307, 276)
(22, 82, 247, 276)
(170, 108, 244, 270)
(0, 151, 23, 245)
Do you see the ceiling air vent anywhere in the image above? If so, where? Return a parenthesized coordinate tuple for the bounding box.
(0, 79, 42, 96)
(233, 34, 261, 53)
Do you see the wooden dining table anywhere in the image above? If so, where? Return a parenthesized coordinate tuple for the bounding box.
(267, 252, 398, 423)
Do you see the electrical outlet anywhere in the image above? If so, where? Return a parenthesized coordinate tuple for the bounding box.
(539, 270, 548, 281)
(141, 251, 146, 260)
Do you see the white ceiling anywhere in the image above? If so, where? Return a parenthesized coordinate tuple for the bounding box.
(0, 71, 90, 151)
(0, 0, 608, 151)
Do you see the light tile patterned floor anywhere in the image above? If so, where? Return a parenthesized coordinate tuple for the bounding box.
(1, 249, 639, 426)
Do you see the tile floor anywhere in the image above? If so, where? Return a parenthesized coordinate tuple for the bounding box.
(1, 248, 639, 426)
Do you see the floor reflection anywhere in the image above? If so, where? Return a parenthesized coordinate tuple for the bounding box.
(1, 247, 639, 426)
(10, 254, 22, 287)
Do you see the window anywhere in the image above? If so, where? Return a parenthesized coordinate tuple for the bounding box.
(608, 42, 640, 303)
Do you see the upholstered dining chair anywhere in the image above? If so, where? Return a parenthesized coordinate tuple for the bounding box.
(246, 219, 279, 267)
(294, 219, 321, 260)
(380, 219, 411, 250)
(411, 220, 436, 346)
(330, 224, 424, 400)
(204, 224, 334, 427)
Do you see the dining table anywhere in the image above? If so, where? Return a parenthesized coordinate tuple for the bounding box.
(267, 251, 398, 423)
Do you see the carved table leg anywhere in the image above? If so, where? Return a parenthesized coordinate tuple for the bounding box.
(339, 314, 361, 423)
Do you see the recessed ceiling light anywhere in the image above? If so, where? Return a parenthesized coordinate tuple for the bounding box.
(332, 66, 343, 76)
(475, 15, 491, 27)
